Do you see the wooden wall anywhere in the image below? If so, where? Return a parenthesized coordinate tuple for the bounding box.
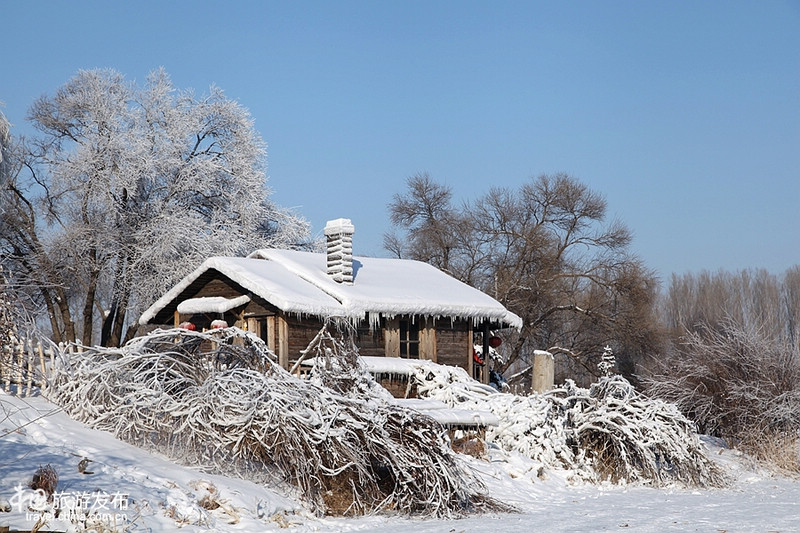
(355, 324, 386, 357)
(165, 272, 476, 375)
(283, 315, 472, 372)
(433, 318, 472, 372)
(284, 316, 325, 367)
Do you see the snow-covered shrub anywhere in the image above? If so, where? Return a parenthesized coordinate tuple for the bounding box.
(47, 326, 507, 517)
(565, 376, 727, 485)
(408, 362, 727, 487)
(642, 318, 800, 471)
(302, 322, 391, 401)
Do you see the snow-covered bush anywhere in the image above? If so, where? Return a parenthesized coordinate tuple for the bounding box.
(642, 318, 800, 471)
(47, 326, 507, 517)
(408, 362, 727, 487)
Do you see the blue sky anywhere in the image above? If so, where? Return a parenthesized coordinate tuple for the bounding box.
(2, 1, 798, 281)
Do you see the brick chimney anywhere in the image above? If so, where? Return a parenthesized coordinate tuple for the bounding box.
(324, 218, 355, 284)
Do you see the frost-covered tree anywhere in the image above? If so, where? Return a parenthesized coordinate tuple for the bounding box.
(1, 69, 310, 346)
(598, 345, 616, 377)
(0, 109, 38, 343)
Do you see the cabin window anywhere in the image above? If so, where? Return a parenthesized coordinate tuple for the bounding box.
(399, 319, 419, 358)
(257, 318, 269, 344)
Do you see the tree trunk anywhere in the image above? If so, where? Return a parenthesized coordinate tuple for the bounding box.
(102, 253, 131, 347)
(100, 303, 115, 347)
(54, 285, 76, 343)
(81, 264, 99, 346)
(39, 287, 63, 345)
(498, 325, 530, 374)
(122, 323, 138, 345)
(109, 287, 130, 347)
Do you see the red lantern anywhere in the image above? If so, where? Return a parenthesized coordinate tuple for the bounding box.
(488, 336, 502, 348)
(178, 322, 196, 331)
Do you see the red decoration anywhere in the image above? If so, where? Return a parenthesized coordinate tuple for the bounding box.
(488, 336, 502, 348)
(178, 322, 196, 330)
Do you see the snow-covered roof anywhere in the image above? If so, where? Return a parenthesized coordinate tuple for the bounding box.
(249, 249, 522, 328)
(140, 249, 522, 328)
(139, 256, 345, 324)
(389, 398, 499, 427)
(176, 295, 251, 315)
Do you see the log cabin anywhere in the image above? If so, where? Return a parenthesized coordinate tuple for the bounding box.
(139, 218, 521, 385)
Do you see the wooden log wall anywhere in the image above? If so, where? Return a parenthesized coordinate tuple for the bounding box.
(432, 318, 472, 372)
(285, 316, 325, 368)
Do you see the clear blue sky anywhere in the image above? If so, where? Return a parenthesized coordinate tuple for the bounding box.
(2, 1, 798, 281)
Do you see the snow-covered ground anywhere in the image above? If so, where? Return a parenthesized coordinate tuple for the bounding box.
(1, 391, 797, 533)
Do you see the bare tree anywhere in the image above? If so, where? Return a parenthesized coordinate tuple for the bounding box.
(384, 173, 469, 277)
(386, 173, 661, 385)
(1, 69, 311, 347)
(783, 266, 800, 346)
(660, 268, 798, 344)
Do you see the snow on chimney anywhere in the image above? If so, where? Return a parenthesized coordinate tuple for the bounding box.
(324, 218, 355, 284)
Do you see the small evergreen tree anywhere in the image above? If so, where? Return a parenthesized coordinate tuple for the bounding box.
(597, 345, 616, 377)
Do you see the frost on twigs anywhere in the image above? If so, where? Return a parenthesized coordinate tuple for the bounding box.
(561, 376, 727, 486)
(642, 318, 800, 472)
(304, 320, 392, 401)
(411, 363, 727, 488)
(48, 326, 507, 517)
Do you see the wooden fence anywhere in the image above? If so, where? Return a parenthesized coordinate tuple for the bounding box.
(0, 336, 71, 397)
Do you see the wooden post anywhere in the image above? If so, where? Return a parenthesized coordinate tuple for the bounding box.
(25, 338, 33, 397)
(2, 344, 8, 392)
(384, 317, 400, 357)
(276, 315, 289, 369)
(266, 316, 276, 353)
(532, 350, 554, 393)
(480, 322, 490, 384)
(466, 321, 474, 379)
(419, 318, 437, 362)
(38, 342, 47, 378)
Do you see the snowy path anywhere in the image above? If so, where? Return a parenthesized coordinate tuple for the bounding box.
(314, 480, 798, 533)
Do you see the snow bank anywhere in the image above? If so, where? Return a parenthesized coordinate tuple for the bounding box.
(3, 390, 799, 533)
